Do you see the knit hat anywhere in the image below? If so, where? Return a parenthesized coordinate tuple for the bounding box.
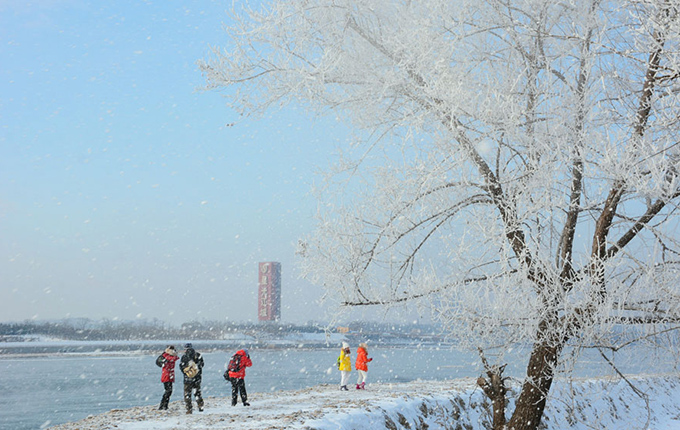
(342, 342, 349, 349)
(184, 343, 193, 349)
(359, 342, 368, 350)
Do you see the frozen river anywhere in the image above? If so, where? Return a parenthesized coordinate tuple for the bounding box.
(0, 343, 674, 430)
(1, 345, 477, 430)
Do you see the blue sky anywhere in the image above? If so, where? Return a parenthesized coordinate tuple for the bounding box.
(0, 1, 355, 325)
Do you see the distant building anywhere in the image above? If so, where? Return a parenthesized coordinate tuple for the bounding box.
(258, 262, 281, 321)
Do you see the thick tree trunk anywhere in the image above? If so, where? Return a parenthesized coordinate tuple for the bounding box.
(506, 341, 562, 430)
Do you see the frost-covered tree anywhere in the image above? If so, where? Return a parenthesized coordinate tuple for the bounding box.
(201, 1, 680, 429)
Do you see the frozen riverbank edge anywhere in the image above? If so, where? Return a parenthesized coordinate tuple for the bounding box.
(49, 375, 680, 430)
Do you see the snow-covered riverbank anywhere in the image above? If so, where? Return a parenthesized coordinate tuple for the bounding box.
(48, 375, 680, 430)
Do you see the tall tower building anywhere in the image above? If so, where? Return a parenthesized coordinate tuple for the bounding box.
(258, 262, 281, 321)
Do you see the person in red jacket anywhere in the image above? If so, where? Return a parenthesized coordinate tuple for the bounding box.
(226, 349, 253, 406)
(157, 345, 179, 410)
(355, 342, 373, 389)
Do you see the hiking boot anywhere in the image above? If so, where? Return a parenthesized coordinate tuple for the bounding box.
(186, 410, 192, 414)
(198, 407, 204, 412)
(356, 384, 361, 389)
(243, 402, 250, 406)
(360, 382, 366, 389)
(231, 400, 237, 406)
(341, 385, 348, 391)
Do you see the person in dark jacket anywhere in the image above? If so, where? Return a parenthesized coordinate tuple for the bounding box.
(157, 345, 179, 410)
(179, 343, 205, 414)
(227, 349, 252, 406)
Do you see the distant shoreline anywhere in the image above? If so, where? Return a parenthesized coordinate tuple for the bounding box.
(0, 338, 454, 358)
(0, 341, 334, 357)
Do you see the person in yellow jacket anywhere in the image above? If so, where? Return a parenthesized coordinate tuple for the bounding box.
(336, 342, 352, 391)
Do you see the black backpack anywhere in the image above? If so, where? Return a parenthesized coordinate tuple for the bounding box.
(155, 354, 165, 368)
(227, 354, 242, 373)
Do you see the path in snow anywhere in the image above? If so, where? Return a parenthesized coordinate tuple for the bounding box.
(48, 375, 680, 430)
(48, 379, 481, 430)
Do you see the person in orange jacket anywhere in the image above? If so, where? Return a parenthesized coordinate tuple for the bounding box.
(355, 342, 373, 389)
(226, 349, 253, 406)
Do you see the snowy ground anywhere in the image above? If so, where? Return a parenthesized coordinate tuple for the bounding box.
(48, 375, 680, 430)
